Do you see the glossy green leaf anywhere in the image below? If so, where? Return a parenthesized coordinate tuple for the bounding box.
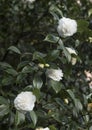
(5, 68, 18, 76)
(15, 111, 25, 126)
(33, 51, 46, 63)
(58, 39, 71, 62)
(2, 76, 14, 86)
(74, 99, 83, 112)
(0, 96, 8, 105)
(0, 104, 9, 117)
(30, 110, 37, 126)
(49, 5, 63, 17)
(44, 34, 59, 43)
(8, 46, 21, 54)
(67, 90, 83, 111)
(46, 50, 60, 62)
(50, 80, 62, 93)
(0, 62, 12, 69)
(33, 88, 41, 101)
(67, 89, 75, 101)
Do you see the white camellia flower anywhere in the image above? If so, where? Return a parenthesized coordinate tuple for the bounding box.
(66, 47, 77, 65)
(14, 91, 36, 113)
(36, 127, 50, 130)
(46, 68, 63, 81)
(57, 17, 77, 37)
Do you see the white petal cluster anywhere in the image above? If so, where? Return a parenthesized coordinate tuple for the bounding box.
(66, 47, 77, 65)
(57, 17, 77, 37)
(66, 47, 77, 55)
(26, 0, 35, 3)
(46, 68, 63, 81)
(36, 127, 50, 130)
(14, 91, 36, 113)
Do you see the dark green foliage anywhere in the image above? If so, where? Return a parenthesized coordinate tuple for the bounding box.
(0, 0, 92, 130)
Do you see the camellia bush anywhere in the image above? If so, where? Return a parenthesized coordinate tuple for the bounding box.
(0, 0, 92, 130)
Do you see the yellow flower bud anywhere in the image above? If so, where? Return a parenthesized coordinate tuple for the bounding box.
(64, 98, 69, 104)
(38, 63, 44, 68)
(45, 64, 50, 67)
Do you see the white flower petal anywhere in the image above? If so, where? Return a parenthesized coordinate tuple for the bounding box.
(46, 69, 63, 81)
(65, 47, 77, 65)
(65, 47, 77, 55)
(27, 0, 35, 3)
(57, 17, 77, 37)
(36, 127, 50, 130)
(14, 91, 36, 113)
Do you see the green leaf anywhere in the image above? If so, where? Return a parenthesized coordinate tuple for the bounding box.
(55, 98, 66, 109)
(0, 104, 9, 117)
(50, 12, 59, 21)
(50, 80, 62, 93)
(49, 5, 63, 18)
(33, 51, 46, 63)
(8, 46, 21, 54)
(2, 76, 14, 86)
(46, 50, 60, 62)
(5, 68, 18, 76)
(52, 111, 62, 123)
(22, 65, 32, 73)
(73, 107, 78, 118)
(0, 62, 12, 69)
(44, 34, 59, 43)
(16, 73, 27, 84)
(33, 75, 43, 89)
(58, 40, 71, 62)
(33, 88, 41, 101)
(67, 89, 75, 101)
(15, 111, 25, 126)
(77, 20, 89, 33)
(0, 96, 8, 105)
(49, 125, 57, 130)
(43, 103, 57, 110)
(23, 85, 33, 91)
(74, 99, 83, 112)
(67, 90, 83, 112)
(30, 110, 37, 126)
(17, 61, 29, 70)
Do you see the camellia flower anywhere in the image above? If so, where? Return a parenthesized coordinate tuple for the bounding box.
(36, 127, 50, 130)
(66, 47, 77, 65)
(14, 91, 36, 113)
(57, 17, 77, 37)
(46, 68, 63, 81)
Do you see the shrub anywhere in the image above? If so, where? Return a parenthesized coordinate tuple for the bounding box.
(0, 0, 92, 130)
